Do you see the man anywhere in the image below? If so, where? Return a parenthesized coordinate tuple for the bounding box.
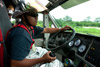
(7, 5, 14, 19)
(7, 5, 15, 26)
(6, 7, 71, 67)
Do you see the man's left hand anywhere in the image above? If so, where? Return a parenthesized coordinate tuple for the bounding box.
(60, 25, 72, 31)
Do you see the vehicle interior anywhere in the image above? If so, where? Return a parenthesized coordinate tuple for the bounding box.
(0, 0, 100, 67)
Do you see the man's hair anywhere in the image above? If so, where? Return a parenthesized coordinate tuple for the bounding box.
(24, 7, 38, 17)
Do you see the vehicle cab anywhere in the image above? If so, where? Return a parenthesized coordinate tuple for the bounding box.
(0, 0, 100, 67)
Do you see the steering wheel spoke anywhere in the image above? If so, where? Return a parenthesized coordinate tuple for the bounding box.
(48, 44, 56, 48)
(47, 29, 76, 53)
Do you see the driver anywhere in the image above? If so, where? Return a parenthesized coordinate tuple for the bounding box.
(5, 6, 71, 67)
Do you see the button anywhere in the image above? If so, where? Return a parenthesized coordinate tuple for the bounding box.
(93, 48, 95, 50)
(64, 63, 68, 66)
(92, 58, 95, 61)
(36, 52, 39, 55)
(88, 56, 90, 59)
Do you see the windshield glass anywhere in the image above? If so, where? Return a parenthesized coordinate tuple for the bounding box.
(50, 0, 100, 36)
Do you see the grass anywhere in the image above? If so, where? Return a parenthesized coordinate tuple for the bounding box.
(74, 27, 100, 36)
(37, 21, 100, 36)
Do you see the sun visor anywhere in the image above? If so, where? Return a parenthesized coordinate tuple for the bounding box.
(61, 0, 89, 9)
(25, 0, 48, 12)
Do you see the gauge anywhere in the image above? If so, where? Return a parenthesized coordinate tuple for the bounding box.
(78, 45, 86, 53)
(74, 39, 81, 46)
(68, 41, 74, 47)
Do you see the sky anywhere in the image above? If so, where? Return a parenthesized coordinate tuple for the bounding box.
(25, 0, 100, 21)
(49, 0, 100, 21)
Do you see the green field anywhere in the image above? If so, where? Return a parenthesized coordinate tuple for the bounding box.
(74, 27, 100, 36)
(37, 21, 100, 36)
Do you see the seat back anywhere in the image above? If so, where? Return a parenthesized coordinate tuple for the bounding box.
(0, 0, 12, 67)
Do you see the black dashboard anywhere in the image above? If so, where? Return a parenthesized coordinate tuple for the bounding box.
(48, 32, 100, 67)
(70, 33, 98, 67)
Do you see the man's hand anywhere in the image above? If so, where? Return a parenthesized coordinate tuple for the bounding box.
(42, 25, 72, 33)
(60, 25, 72, 31)
(42, 51, 56, 63)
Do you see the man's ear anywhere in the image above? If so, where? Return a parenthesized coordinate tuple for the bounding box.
(21, 15, 26, 20)
(21, 15, 24, 19)
(20, 15, 25, 22)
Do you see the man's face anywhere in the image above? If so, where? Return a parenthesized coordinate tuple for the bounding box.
(27, 15, 38, 26)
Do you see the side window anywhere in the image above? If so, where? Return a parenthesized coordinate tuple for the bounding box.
(50, 21, 54, 28)
(37, 13, 55, 28)
(37, 13, 43, 27)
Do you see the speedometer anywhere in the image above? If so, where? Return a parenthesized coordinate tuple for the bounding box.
(74, 39, 81, 46)
(78, 45, 86, 53)
(68, 41, 74, 47)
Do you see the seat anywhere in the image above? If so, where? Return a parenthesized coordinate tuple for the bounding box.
(0, 0, 12, 67)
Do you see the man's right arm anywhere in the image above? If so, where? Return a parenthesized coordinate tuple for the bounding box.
(9, 28, 56, 67)
(11, 51, 56, 67)
(11, 57, 44, 67)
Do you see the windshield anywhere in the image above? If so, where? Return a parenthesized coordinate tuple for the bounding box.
(50, 0, 100, 36)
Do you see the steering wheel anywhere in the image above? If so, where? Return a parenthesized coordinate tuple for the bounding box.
(47, 28, 76, 53)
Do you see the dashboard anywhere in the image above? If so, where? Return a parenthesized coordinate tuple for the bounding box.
(48, 32, 100, 67)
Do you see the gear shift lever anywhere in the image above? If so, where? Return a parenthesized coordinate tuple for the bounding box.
(49, 52, 56, 57)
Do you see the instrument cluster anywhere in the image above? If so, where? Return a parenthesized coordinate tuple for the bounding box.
(68, 39, 86, 53)
(67, 34, 93, 57)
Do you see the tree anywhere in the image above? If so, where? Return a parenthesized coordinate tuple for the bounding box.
(63, 16, 72, 22)
(94, 17, 100, 23)
(84, 16, 91, 22)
